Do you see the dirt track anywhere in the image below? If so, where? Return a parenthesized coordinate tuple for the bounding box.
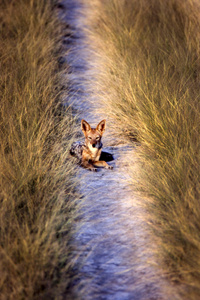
(60, 1, 173, 299)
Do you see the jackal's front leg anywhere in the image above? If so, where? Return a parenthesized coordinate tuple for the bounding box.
(81, 160, 97, 172)
(93, 160, 113, 169)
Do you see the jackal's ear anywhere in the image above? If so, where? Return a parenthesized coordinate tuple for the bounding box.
(81, 119, 91, 135)
(96, 119, 106, 135)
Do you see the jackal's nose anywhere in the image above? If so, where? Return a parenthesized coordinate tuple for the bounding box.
(92, 144, 96, 148)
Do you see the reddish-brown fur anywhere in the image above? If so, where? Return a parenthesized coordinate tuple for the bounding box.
(81, 119, 113, 171)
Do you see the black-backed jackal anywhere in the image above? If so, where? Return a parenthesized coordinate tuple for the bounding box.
(70, 119, 113, 171)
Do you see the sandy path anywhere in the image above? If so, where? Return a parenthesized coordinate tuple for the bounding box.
(59, 1, 173, 299)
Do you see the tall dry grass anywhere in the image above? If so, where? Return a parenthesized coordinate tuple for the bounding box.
(0, 0, 79, 299)
(84, 0, 200, 298)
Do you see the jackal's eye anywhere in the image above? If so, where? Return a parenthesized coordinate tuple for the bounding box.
(88, 137, 92, 140)
(96, 137, 100, 140)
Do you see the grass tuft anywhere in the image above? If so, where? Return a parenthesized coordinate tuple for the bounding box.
(84, 0, 200, 298)
(0, 0, 79, 298)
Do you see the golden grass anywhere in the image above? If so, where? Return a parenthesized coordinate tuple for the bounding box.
(0, 0, 79, 298)
(84, 0, 200, 298)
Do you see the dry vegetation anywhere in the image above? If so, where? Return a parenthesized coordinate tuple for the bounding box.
(84, 0, 200, 298)
(0, 0, 79, 299)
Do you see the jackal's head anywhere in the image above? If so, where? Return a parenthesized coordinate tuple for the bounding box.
(81, 119, 106, 151)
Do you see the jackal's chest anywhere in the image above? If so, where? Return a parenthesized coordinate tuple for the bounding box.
(82, 148, 101, 162)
